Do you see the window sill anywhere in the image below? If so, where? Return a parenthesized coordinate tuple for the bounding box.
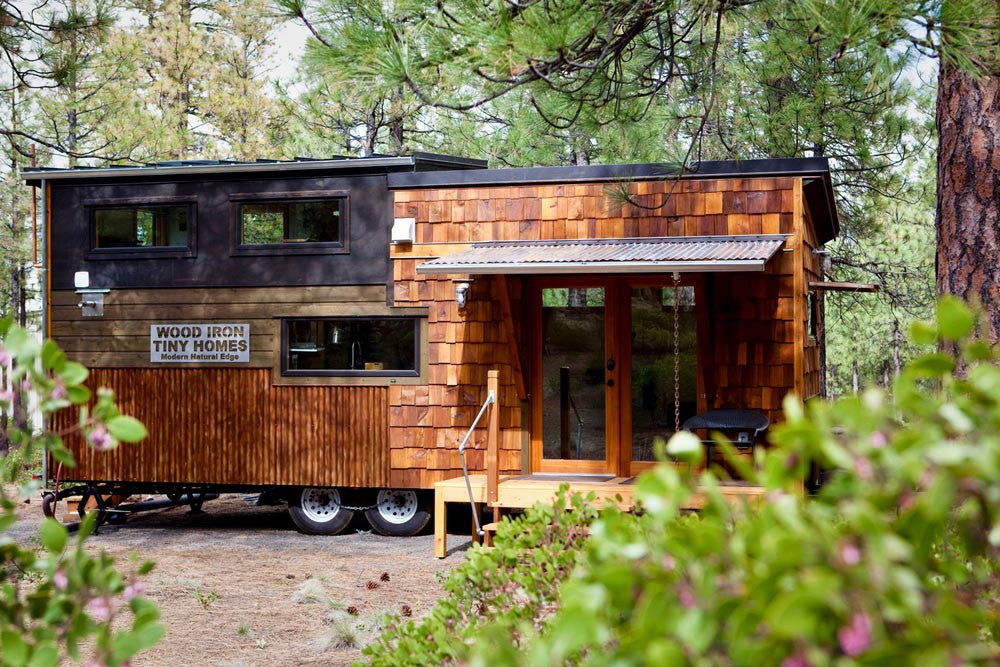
(232, 242, 348, 257)
(86, 247, 195, 260)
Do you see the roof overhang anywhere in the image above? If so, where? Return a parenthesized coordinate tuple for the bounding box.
(23, 152, 486, 185)
(416, 235, 788, 276)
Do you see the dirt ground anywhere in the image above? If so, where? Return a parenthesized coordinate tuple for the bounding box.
(9, 491, 473, 666)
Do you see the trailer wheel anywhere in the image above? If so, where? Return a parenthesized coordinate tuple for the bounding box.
(364, 489, 430, 537)
(288, 487, 353, 535)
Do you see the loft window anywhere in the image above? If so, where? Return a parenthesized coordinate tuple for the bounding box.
(91, 204, 192, 254)
(236, 196, 347, 255)
(282, 317, 418, 377)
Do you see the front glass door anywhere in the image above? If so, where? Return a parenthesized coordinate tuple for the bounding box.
(539, 286, 609, 469)
(629, 285, 699, 468)
(531, 277, 702, 476)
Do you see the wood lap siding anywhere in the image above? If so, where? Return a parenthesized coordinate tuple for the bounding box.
(48, 285, 393, 488)
(51, 368, 389, 487)
(390, 176, 807, 482)
(49, 285, 388, 369)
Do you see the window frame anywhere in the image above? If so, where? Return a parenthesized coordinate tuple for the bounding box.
(85, 196, 197, 260)
(231, 190, 350, 257)
(279, 316, 421, 379)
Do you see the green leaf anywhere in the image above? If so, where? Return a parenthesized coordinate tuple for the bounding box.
(4, 326, 32, 358)
(106, 416, 147, 443)
(765, 589, 829, 639)
(937, 296, 975, 341)
(907, 353, 955, 378)
(40, 340, 66, 372)
(58, 362, 88, 386)
(1, 628, 29, 667)
(110, 623, 165, 663)
(49, 447, 76, 467)
(909, 320, 938, 346)
(65, 385, 92, 404)
(27, 644, 59, 667)
(78, 510, 98, 541)
(38, 518, 67, 554)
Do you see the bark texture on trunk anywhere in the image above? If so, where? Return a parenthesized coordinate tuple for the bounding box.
(936, 62, 1000, 342)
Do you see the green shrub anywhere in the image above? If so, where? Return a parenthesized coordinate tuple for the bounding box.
(365, 296, 1000, 665)
(0, 318, 162, 667)
(362, 492, 599, 665)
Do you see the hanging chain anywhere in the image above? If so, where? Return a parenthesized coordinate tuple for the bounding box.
(673, 272, 681, 433)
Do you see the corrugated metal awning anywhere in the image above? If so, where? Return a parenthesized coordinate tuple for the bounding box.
(416, 235, 788, 275)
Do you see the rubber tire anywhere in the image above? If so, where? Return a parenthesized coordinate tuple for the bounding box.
(364, 489, 430, 537)
(288, 487, 354, 535)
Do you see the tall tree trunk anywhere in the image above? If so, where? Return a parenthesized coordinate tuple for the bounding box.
(936, 62, 1000, 342)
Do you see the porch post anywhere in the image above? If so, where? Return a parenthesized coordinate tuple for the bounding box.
(487, 370, 500, 506)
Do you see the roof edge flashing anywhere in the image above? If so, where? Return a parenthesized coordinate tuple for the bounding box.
(24, 153, 486, 183)
(416, 260, 768, 275)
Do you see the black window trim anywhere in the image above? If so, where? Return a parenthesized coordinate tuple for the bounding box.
(231, 190, 350, 257)
(85, 196, 197, 260)
(280, 315, 420, 378)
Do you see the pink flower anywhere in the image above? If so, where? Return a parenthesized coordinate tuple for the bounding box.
(123, 581, 145, 600)
(870, 431, 888, 449)
(838, 611, 872, 656)
(0, 389, 13, 403)
(839, 542, 861, 566)
(661, 555, 676, 571)
(781, 651, 811, 667)
(50, 381, 66, 400)
(677, 583, 696, 609)
(853, 456, 874, 482)
(87, 425, 113, 451)
(53, 570, 68, 590)
(84, 596, 113, 622)
(0, 348, 10, 366)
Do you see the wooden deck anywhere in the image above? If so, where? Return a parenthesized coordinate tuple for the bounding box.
(434, 472, 767, 558)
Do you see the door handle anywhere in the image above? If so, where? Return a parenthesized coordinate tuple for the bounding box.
(606, 378, 615, 387)
(606, 358, 615, 371)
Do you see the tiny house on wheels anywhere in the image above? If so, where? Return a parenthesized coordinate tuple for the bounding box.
(25, 155, 840, 538)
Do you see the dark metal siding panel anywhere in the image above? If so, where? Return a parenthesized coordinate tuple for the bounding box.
(49, 175, 393, 290)
(52, 368, 390, 488)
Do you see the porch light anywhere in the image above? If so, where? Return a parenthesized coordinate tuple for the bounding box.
(454, 280, 473, 310)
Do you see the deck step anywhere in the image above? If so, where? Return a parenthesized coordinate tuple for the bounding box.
(482, 522, 499, 547)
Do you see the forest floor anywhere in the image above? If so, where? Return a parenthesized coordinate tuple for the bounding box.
(9, 490, 473, 666)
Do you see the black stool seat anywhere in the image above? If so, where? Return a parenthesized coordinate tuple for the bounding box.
(682, 409, 769, 446)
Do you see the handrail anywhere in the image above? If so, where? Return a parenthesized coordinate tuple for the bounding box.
(458, 388, 495, 538)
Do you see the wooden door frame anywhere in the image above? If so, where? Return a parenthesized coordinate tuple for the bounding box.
(528, 275, 709, 477)
(528, 276, 619, 474)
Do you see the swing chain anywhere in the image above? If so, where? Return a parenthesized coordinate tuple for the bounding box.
(673, 272, 681, 433)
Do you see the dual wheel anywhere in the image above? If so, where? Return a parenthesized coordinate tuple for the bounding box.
(288, 487, 430, 536)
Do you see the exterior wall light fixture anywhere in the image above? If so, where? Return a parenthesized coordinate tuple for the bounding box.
(74, 270, 110, 317)
(454, 279, 473, 310)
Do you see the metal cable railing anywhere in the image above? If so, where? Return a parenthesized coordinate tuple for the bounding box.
(457, 389, 495, 538)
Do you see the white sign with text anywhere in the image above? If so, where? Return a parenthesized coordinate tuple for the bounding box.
(150, 323, 250, 363)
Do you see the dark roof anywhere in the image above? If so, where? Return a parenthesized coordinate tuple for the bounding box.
(416, 235, 789, 275)
(388, 157, 840, 244)
(22, 152, 486, 184)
